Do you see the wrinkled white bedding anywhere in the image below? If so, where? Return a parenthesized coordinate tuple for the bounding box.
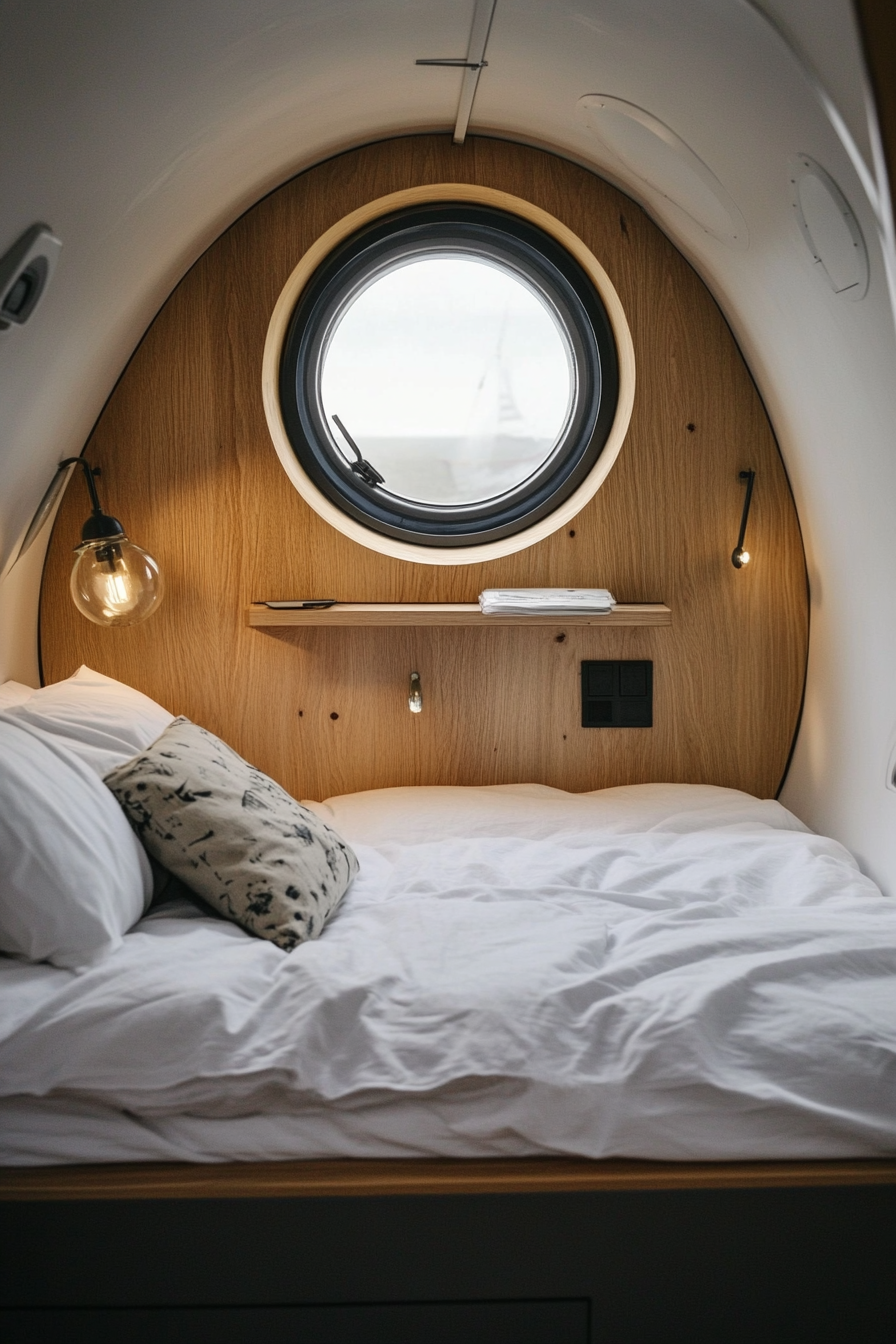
(2, 783, 895, 1165)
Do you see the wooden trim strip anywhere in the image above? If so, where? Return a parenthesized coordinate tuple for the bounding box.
(247, 603, 672, 627)
(2, 1156, 895, 1202)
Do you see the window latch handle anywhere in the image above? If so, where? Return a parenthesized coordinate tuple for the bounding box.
(332, 415, 385, 488)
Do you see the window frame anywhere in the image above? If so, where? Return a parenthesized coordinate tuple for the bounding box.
(262, 185, 636, 566)
(278, 205, 618, 547)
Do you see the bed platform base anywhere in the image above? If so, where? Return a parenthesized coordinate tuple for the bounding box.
(2, 1157, 895, 1342)
(2, 1153, 896, 1200)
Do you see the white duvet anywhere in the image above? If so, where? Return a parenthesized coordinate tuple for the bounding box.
(2, 783, 895, 1164)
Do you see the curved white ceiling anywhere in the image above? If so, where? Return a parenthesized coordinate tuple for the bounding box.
(0, 0, 880, 564)
(1, 0, 894, 888)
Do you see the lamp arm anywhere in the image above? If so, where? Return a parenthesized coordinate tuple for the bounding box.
(735, 469, 755, 552)
(9, 456, 102, 568)
(732, 468, 755, 569)
(57, 456, 104, 517)
(56, 457, 125, 543)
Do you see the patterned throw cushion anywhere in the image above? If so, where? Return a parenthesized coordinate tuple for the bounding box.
(104, 718, 358, 950)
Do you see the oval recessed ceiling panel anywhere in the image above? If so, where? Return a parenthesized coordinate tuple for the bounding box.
(577, 95, 748, 250)
(789, 154, 868, 300)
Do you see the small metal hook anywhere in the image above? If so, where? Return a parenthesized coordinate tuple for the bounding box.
(408, 671, 423, 714)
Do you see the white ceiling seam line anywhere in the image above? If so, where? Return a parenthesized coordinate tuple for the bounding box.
(455, 0, 498, 145)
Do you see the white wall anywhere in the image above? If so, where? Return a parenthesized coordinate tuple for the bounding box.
(1, 0, 894, 888)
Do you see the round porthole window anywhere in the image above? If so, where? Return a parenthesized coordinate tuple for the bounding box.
(264, 188, 635, 563)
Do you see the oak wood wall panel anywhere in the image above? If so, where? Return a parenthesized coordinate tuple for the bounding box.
(40, 136, 808, 802)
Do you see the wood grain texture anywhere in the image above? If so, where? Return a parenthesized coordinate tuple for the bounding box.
(40, 135, 808, 801)
(247, 603, 672, 626)
(3, 1157, 895, 1202)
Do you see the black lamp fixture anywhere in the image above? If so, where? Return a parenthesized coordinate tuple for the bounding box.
(731, 468, 755, 569)
(15, 457, 163, 626)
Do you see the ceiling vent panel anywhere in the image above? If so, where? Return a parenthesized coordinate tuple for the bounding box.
(789, 154, 868, 299)
(577, 95, 748, 250)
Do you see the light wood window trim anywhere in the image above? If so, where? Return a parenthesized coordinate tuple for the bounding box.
(261, 183, 636, 566)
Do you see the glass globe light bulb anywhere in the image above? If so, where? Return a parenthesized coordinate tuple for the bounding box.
(70, 535, 164, 627)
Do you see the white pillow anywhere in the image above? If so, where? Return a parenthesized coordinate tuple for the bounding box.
(3, 665, 174, 776)
(0, 715, 152, 969)
(0, 680, 35, 709)
(307, 782, 806, 846)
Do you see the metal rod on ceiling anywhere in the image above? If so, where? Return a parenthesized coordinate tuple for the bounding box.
(415, 0, 497, 147)
(415, 58, 487, 69)
(454, 0, 497, 145)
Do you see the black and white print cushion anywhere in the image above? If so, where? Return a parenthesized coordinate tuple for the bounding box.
(104, 718, 358, 951)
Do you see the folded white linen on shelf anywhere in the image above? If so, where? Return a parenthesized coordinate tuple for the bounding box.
(2, 783, 896, 1165)
(479, 587, 615, 614)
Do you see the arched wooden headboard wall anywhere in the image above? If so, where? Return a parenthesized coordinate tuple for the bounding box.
(40, 136, 807, 802)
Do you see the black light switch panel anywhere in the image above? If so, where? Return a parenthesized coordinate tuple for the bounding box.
(581, 660, 653, 727)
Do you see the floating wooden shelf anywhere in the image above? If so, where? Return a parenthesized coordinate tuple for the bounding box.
(248, 603, 671, 628)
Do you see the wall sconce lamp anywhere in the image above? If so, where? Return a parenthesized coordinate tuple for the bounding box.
(408, 671, 423, 713)
(16, 457, 163, 626)
(731, 469, 755, 569)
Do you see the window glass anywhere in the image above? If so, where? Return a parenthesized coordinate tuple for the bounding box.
(320, 255, 575, 507)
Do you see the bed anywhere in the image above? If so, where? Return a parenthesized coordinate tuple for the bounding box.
(2, 668, 896, 1340)
(2, 666, 896, 1167)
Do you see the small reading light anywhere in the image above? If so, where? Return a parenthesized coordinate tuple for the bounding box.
(25, 457, 165, 626)
(408, 671, 423, 713)
(731, 468, 755, 569)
